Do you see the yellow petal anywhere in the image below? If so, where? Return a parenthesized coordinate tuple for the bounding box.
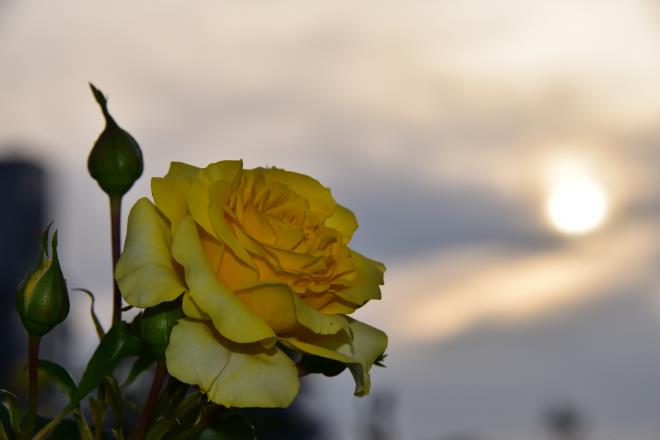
(187, 160, 243, 236)
(115, 198, 186, 307)
(236, 283, 348, 335)
(325, 204, 358, 243)
(172, 215, 275, 345)
(261, 168, 336, 219)
(151, 176, 193, 232)
(166, 319, 300, 408)
(151, 162, 200, 233)
(333, 251, 385, 306)
(217, 245, 259, 291)
(182, 292, 210, 320)
(207, 180, 255, 267)
(282, 317, 388, 396)
(166, 161, 201, 180)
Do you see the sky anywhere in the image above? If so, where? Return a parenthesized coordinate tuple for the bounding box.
(3, 1, 660, 439)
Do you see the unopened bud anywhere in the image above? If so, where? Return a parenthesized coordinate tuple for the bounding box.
(16, 225, 70, 336)
(88, 83, 143, 197)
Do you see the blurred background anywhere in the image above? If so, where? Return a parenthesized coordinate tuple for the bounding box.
(2, 1, 660, 439)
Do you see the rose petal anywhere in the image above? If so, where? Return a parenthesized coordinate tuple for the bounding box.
(333, 251, 385, 306)
(261, 168, 336, 219)
(282, 317, 388, 396)
(325, 204, 358, 243)
(166, 319, 300, 408)
(181, 292, 209, 320)
(115, 198, 186, 307)
(236, 283, 348, 335)
(207, 180, 256, 267)
(187, 160, 243, 236)
(217, 245, 259, 290)
(172, 215, 275, 345)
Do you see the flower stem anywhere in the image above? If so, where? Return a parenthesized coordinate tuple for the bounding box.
(110, 195, 122, 325)
(132, 360, 167, 440)
(25, 334, 41, 439)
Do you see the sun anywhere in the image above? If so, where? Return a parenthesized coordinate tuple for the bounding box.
(545, 175, 609, 235)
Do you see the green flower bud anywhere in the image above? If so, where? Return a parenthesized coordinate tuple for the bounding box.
(16, 225, 70, 336)
(88, 83, 143, 197)
(139, 300, 182, 357)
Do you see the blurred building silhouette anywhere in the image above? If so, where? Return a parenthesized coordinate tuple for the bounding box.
(543, 403, 586, 440)
(0, 158, 46, 383)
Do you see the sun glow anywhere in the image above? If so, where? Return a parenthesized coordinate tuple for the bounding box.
(546, 175, 608, 235)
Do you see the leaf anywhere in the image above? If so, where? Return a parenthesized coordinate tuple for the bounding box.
(121, 355, 156, 389)
(37, 360, 77, 400)
(101, 375, 124, 437)
(73, 322, 142, 404)
(74, 410, 93, 440)
(0, 420, 9, 440)
(0, 404, 13, 440)
(75, 289, 105, 340)
(197, 413, 256, 440)
(0, 390, 22, 437)
(144, 417, 179, 440)
(88, 397, 104, 440)
(35, 416, 79, 440)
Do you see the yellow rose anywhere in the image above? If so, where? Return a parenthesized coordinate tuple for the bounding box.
(116, 161, 387, 408)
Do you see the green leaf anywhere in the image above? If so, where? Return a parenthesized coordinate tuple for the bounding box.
(37, 360, 77, 400)
(88, 397, 104, 440)
(144, 417, 178, 440)
(0, 420, 9, 440)
(75, 289, 105, 340)
(73, 322, 142, 404)
(197, 413, 255, 440)
(0, 404, 13, 440)
(0, 390, 22, 437)
(121, 355, 156, 389)
(101, 375, 124, 438)
(35, 416, 79, 440)
(153, 379, 191, 420)
(74, 410, 93, 440)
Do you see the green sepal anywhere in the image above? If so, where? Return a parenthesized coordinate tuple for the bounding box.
(0, 390, 21, 439)
(75, 289, 105, 340)
(37, 360, 77, 401)
(87, 83, 144, 197)
(296, 354, 347, 377)
(73, 322, 142, 404)
(139, 300, 183, 358)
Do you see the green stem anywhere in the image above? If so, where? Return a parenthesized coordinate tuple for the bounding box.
(32, 405, 73, 440)
(25, 334, 41, 439)
(132, 361, 167, 440)
(110, 195, 122, 324)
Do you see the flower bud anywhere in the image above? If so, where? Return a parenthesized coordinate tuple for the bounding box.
(139, 300, 182, 357)
(16, 225, 70, 336)
(87, 83, 143, 197)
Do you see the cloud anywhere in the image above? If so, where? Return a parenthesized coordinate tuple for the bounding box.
(356, 220, 660, 345)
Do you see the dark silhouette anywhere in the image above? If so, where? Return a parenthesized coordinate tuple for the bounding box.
(0, 158, 45, 384)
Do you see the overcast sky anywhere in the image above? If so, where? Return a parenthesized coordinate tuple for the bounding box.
(3, 1, 660, 439)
